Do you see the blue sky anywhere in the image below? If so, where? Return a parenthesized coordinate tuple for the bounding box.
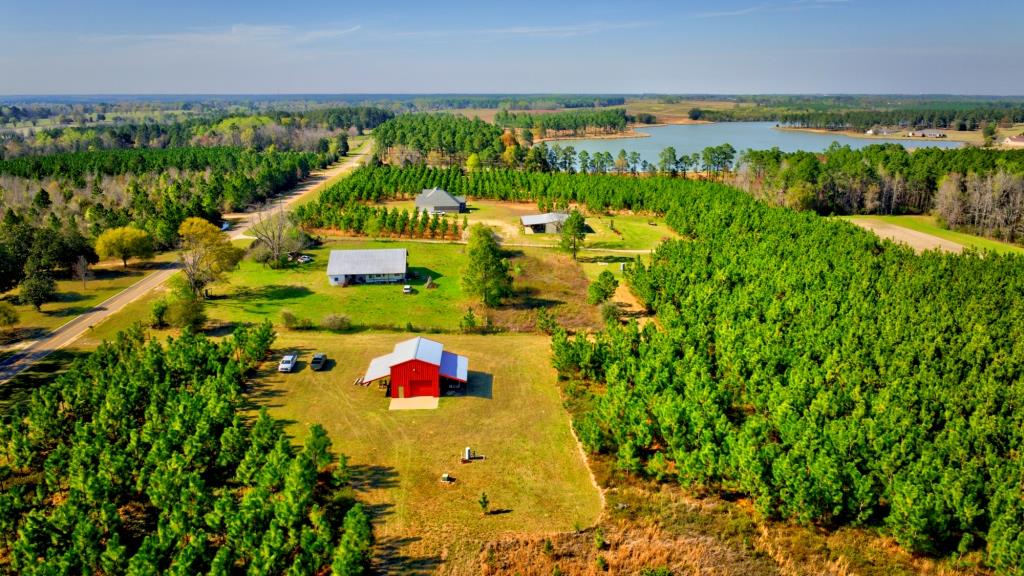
(1, 0, 1022, 94)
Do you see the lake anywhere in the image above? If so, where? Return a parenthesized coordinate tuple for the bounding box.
(552, 121, 963, 165)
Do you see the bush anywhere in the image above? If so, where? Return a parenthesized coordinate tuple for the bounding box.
(595, 555, 608, 571)
(587, 270, 619, 305)
(0, 301, 19, 332)
(150, 299, 169, 328)
(601, 302, 621, 324)
(536, 308, 558, 335)
(281, 310, 314, 330)
(460, 308, 478, 334)
(167, 298, 206, 331)
(321, 313, 351, 331)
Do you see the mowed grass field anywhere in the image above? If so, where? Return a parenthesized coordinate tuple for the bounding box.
(253, 331, 603, 573)
(844, 215, 1024, 255)
(0, 254, 177, 347)
(207, 239, 470, 332)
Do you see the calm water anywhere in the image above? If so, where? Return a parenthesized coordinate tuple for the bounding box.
(555, 121, 962, 165)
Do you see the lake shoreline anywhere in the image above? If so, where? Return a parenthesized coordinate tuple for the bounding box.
(534, 128, 652, 143)
(552, 121, 965, 165)
(776, 125, 972, 146)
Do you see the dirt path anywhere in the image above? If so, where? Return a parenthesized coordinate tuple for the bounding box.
(0, 143, 371, 385)
(849, 218, 964, 253)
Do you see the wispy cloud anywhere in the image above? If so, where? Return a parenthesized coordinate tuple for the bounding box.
(392, 21, 650, 40)
(696, 0, 849, 19)
(86, 23, 361, 46)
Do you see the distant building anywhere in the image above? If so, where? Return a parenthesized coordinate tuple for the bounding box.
(362, 337, 469, 398)
(415, 187, 466, 215)
(327, 249, 407, 286)
(908, 129, 947, 138)
(866, 126, 899, 136)
(521, 213, 570, 234)
(1003, 135, 1024, 148)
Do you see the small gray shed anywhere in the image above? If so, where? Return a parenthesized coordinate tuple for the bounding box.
(521, 213, 570, 234)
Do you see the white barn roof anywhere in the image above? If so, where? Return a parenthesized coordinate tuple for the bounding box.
(361, 337, 469, 383)
(391, 337, 444, 365)
(327, 249, 407, 276)
(521, 213, 569, 226)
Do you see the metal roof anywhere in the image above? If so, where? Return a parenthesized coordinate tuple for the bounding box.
(327, 249, 407, 276)
(440, 351, 469, 382)
(416, 187, 463, 207)
(520, 213, 569, 226)
(391, 337, 444, 365)
(362, 337, 469, 383)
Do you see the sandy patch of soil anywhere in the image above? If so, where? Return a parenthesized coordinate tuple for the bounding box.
(849, 219, 964, 254)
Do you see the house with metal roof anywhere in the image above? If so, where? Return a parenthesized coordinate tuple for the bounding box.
(415, 187, 467, 214)
(327, 248, 407, 286)
(521, 213, 570, 234)
(362, 337, 469, 398)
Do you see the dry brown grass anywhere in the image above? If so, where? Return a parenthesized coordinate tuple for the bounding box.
(624, 98, 740, 124)
(480, 520, 775, 576)
(495, 248, 602, 333)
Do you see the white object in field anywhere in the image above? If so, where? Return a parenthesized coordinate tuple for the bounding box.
(464, 447, 472, 460)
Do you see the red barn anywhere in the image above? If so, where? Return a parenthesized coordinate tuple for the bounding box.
(362, 337, 469, 398)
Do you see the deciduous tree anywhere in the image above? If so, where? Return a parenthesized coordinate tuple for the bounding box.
(178, 217, 243, 299)
(95, 226, 154, 268)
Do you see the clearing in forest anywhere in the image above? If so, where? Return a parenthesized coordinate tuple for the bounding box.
(252, 331, 602, 574)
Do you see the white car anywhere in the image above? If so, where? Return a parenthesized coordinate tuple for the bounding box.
(403, 285, 413, 294)
(278, 354, 298, 372)
(297, 255, 313, 263)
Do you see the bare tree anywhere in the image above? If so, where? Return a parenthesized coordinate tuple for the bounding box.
(248, 202, 293, 265)
(72, 255, 91, 290)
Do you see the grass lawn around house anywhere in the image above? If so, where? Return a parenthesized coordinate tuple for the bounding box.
(0, 253, 177, 347)
(251, 331, 603, 573)
(844, 215, 1024, 255)
(207, 239, 471, 332)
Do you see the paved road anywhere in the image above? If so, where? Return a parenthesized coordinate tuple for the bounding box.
(0, 142, 371, 384)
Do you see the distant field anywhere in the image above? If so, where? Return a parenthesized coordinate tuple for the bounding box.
(844, 215, 1024, 255)
(623, 98, 740, 123)
(253, 331, 602, 572)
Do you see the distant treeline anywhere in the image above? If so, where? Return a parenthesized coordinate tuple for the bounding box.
(405, 95, 626, 111)
(700, 105, 1024, 131)
(1, 106, 387, 157)
(494, 108, 652, 137)
(736, 144, 1024, 242)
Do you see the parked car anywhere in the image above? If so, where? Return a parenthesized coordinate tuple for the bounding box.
(310, 353, 327, 371)
(403, 285, 413, 294)
(297, 255, 313, 264)
(278, 354, 298, 372)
